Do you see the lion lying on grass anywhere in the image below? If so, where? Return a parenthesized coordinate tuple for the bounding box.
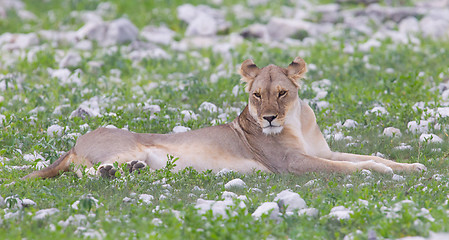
(23, 57, 426, 179)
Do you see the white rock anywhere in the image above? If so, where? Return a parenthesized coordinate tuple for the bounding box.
(215, 168, 233, 177)
(237, 195, 248, 202)
(224, 178, 247, 190)
(240, 24, 271, 42)
(392, 174, 405, 181)
(358, 39, 381, 52)
(332, 132, 345, 141)
(59, 51, 82, 68)
(383, 127, 402, 137)
(436, 107, 449, 118)
(33, 208, 59, 220)
(177, 4, 197, 23)
(75, 40, 93, 51)
(23, 151, 45, 162)
(186, 13, 217, 36)
(0, 114, 6, 125)
(232, 85, 239, 97)
(399, 17, 420, 35)
(58, 214, 87, 228)
(419, 15, 449, 39)
(17, 9, 37, 21)
(419, 134, 443, 143)
(394, 143, 413, 150)
(173, 125, 191, 133)
(328, 206, 353, 220)
(199, 101, 218, 113)
(151, 218, 163, 226)
(407, 120, 429, 134)
(22, 198, 36, 207)
(298, 208, 319, 217)
(195, 198, 245, 218)
(105, 18, 139, 45)
(366, 106, 388, 116)
(222, 191, 238, 200)
(48, 68, 71, 81)
(181, 110, 198, 122)
(266, 17, 311, 41)
(143, 104, 161, 114)
(178, 3, 230, 37)
(139, 194, 154, 205)
(252, 202, 280, 219)
(71, 195, 100, 210)
(304, 179, 316, 187)
(141, 26, 175, 45)
(5, 196, 23, 209)
(0, 195, 4, 207)
(274, 190, 307, 213)
(0, 33, 39, 50)
(76, 18, 138, 46)
(342, 119, 358, 129)
(76, 21, 108, 42)
(428, 232, 449, 240)
(47, 124, 64, 137)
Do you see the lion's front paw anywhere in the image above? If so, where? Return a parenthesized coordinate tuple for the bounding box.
(410, 163, 427, 172)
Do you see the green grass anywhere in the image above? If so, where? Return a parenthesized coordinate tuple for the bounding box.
(1, 0, 449, 239)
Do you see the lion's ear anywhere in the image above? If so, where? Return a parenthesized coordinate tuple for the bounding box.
(287, 57, 307, 87)
(239, 59, 260, 92)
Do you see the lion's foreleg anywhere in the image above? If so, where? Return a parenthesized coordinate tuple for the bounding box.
(329, 152, 426, 172)
(286, 151, 393, 175)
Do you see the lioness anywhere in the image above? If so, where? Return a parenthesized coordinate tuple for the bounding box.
(23, 57, 426, 179)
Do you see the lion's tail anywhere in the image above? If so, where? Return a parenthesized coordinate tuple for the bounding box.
(21, 150, 73, 180)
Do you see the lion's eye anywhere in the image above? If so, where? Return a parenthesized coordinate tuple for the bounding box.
(253, 92, 261, 99)
(278, 90, 287, 97)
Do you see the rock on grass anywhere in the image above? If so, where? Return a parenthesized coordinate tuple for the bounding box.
(328, 206, 353, 220)
(252, 202, 280, 220)
(195, 198, 246, 218)
(33, 208, 59, 220)
(274, 190, 307, 213)
(224, 178, 247, 190)
(47, 124, 64, 137)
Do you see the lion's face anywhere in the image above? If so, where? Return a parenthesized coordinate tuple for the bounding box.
(239, 57, 307, 135)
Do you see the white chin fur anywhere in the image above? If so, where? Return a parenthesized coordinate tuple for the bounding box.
(262, 126, 283, 135)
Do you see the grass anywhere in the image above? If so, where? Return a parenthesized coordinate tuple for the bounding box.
(1, 0, 449, 239)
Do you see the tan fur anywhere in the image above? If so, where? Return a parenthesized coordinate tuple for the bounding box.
(22, 57, 426, 180)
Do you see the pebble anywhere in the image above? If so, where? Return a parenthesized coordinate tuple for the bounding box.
(328, 206, 353, 220)
(59, 51, 82, 68)
(383, 127, 402, 137)
(172, 126, 191, 133)
(342, 119, 358, 129)
(224, 178, 247, 190)
(141, 26, 175, 45)
(419, 134, 443, 143)
(298, 208, 319, 217)
(274, 190, 307, 213)
(195, 198, 245, 218)
(252, 202, 280, 219)
(199, 101, 218, 113)
(47, 124, 64, 137)
(33, 208, 59, 220)
(139, 194, 154, 205)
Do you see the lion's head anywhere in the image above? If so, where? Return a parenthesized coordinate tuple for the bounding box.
(239, 57, 307, 135)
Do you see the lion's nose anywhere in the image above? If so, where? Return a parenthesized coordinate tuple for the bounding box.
(263, 115, 277, 123)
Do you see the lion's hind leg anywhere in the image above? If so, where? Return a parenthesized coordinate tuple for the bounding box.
(94, 160, 148, 179)
(127, 160, 147, 174)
